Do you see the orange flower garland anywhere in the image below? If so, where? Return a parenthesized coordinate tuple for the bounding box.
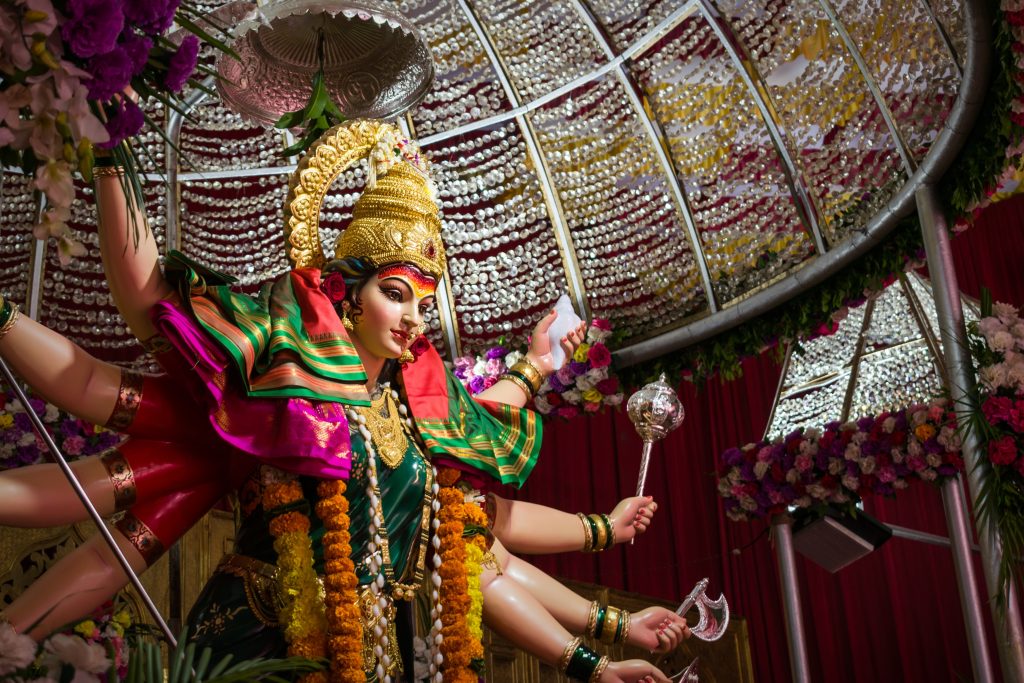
(315, 479, 365, 683)
(436, 468, 479, 683)
(462, 502, 490, 664)
(263, 476, 328, 683)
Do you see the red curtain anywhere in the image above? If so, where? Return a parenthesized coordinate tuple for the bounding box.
(502, 194, 1024, 682)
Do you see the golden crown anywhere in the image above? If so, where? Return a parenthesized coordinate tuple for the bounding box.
(284, 120, 446, 277)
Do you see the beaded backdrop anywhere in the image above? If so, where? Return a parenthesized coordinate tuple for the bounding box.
(0, 0, 966, 367)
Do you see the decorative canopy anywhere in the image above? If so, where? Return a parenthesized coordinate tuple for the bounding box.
(0, 0, 982, 372)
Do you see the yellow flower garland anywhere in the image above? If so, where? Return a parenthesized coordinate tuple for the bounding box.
(436, 468, 477, 683)
(263, 478, 328, 683)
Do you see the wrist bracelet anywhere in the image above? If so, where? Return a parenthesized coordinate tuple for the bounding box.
(594, 604, 607, 641)
(620, 609, 631, 644)
(585, 600, 599, 637)
(500, 373, 534, 400)
(578, 512, 594, 552)
(591, 513, 608, 551)
(0, 297, 20, 341)
(509, 360, 543, 394)
(565, 643, 602, 681)
(602, 513, 615, 548)
(589, 655, 610, 683)
(559, 636, 582, 674)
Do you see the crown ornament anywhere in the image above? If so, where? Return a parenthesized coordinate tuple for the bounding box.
(284, 119, 445, 278)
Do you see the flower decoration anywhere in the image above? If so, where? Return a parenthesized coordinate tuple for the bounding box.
(452, 319, 625, 420)
(320, 272, 347, 304)
(717, 400, 962, 521)
(0, 0, 221, 262)
(0, 393, 123, 470)
(0, 600, 131, 681)
(965, 296, 1024, 591)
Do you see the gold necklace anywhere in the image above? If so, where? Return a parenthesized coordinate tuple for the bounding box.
(356, 387, 408, 469)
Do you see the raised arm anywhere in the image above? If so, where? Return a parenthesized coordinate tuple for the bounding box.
(489, 494, 657, 554)
(476, 309, 586, 407)
(94, 168, 173, 342)
(0, 297, 121, 426)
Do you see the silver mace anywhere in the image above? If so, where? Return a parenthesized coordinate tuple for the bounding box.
(626, 374, 685, 543)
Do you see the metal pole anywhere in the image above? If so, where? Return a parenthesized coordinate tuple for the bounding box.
(917, 183, 1024, 681)
(773, 519, 811, 683)
(0, 358, 177, 646)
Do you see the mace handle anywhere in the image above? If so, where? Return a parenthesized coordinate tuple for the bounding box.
(632, 441, 653, 545)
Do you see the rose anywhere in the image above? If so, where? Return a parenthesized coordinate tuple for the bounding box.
(556, 405, 580, 419)
(590, 318, 612, 331)
(485, 346, 506, 360)
(320, 272, 347, 303)
(164, 34, 199, 93)
(61, 0, 125, 58)
(572, 343, 590, 363)
(581, 388, 603, 404)
(988, 435, 1019, 466)
(596, 377, 619, 395)
(983, 396, 1015, 424)
(587, 343, 611, 369)
(410, 336, 431, 358)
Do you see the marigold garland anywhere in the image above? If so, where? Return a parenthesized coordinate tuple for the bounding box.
(436, 469, 477, 683)
(465, 538, 487, 662)
(263, 476, 328, 683)
(315, 479, 365, 683)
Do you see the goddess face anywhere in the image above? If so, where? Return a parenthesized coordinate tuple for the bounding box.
(347, 264, 437, 360)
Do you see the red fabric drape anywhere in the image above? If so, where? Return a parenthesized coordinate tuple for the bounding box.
(504, 194, 1024, 681)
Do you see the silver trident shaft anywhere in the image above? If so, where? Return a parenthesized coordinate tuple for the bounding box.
(0, 358, 176, 646)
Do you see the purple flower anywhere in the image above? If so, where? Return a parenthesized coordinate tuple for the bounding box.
(13, 413, 31, 431)
(62, 0, 125, 58)
(100, 97, 144, 149)
(86, 47, 134, 101)
(164, 34, 199, 93)
(569, 361, 589, 376)
(124, 0, 181, 34)
(16, 444, 40, 465)
(468, 375, 485, 394)
(61, 421, 81, 438)
(546, 373, 566, 393)
(98, 431, 121, 448)
(121, 31, 154, 77)
(722, 447, 744, 467)
(28, 398, 45, 416)
(486, 346, 507, 360)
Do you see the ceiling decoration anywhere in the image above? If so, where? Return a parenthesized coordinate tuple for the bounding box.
(765, 272, 978, 440)
(3, 0, 978, 371)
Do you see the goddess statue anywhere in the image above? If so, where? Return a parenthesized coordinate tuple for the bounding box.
(0, 120, 688, 682)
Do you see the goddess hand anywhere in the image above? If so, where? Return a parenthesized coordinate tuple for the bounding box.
(626, 607, 691, 653)
(526, 309, 587, 375)
(600, 659, 672, 683)
(609, 496, 657, 543)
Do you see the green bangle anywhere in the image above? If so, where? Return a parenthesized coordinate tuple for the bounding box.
(565, 644, 602, 681)
(594, 604, 607, 640)
(613, 606, 624, 643)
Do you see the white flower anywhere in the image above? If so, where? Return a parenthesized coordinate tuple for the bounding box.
(993, 302, 1020, 325)
(585, 366, 608, 382)
(604, 393, 623, 406)
(859, 456, 877, 474)
(753, 461, 770, 480)
(978, 317, 1007, 339)
(0, 622, 38, 674)
(34, 160, 75, 209)
(804, 427, 822, 440)
(881, 417, 896, 434)
(575, 375, 595, 391)
(563, 388, 582, 404)
(43, 403, 59, 423)
(843, 443, 860, 461)
(42, 634, 109, 676)
(990, 331, 1015, 353)
(503, 350, 523, 368)
(18, 432, 37, 447)
(739, 497, 758, 512)
(841, 474, 860, 491)
(472, 359, 488, 377)
(807, 484, 828, 500)
(33, 205, 71, 241)
(980, 364, 1010, 392)
(532, 394, 552, 414)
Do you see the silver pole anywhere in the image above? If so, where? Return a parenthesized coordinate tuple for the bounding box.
(0, 358, 177, 646)
(917, 183, 1024, 681)
(773, 519, 811, 683)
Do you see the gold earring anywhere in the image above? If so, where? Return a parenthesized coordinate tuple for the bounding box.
(399, 349, 415, 364)
(341, 308, 354, 331)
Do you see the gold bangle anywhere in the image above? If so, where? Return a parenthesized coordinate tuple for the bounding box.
(510, 360, 543, 394)
(559, 636, 582, 674)
(0, 302, 20, 341)
(589, 655, 610, 683)
(501, 373, 534, 401)
(603, 513, 615, 549)
(600, 607, 620, 645)
(589, 513, 607, 552)
(92, 164, 126, 178)
(620, 609, 631, 644)
(577, 512, 593, 552)
(585, 600, 599, 637)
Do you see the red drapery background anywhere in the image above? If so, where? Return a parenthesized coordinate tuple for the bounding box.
(500, 195, 1024, 682)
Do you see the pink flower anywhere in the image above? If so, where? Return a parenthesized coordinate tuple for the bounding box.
(556, 404, 580, 419)
(587, 343, 611, 369)
(583, 401, 601, 413)
(596, 377, 619, 395)
(62, 435, 85, 456)
(983, 396, 1014, 424)
(320, 272, 346, 303)
(794, 454, 813, 472)
(988, 436, 1018, 466)
(590, 318, 612, 331)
